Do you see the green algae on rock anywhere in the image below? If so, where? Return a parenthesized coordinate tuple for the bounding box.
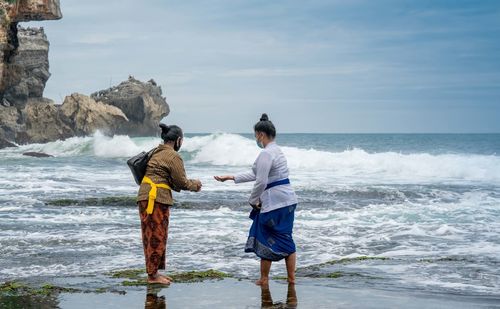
(115, 269, 232, 286)
(36, 284, 80, 296)
(0, 282, 30, 294)
(297, 256, 390, 272)
(0, 281, 80, 296)
(108, 268, 146, 280)
(418, 256, 471, 263)
(46, 196, 137, 207)
(327, 256, 389, 264)
(169, 270, 232, 283)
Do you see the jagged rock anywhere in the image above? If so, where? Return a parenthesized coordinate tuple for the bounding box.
(23, 151, 52, 157)
(11, 0, 62, 22)
(1, 0, 61, 105)
(2, 27, 50, 107)
(0, 1, 171, 145)
(0, 105, 21, 140)
(0, 135, 16, 148)
(60, 93, 129, 136)
(91, 77, 169, 136)
(16, 98, 73, 144)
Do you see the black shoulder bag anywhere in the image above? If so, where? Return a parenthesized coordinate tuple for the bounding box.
(127, 147, 158, 185)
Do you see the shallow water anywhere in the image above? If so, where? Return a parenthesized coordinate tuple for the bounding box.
(0, 133, 499, 299)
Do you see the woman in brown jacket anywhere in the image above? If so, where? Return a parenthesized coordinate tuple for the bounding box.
(137, 123, 202, 284)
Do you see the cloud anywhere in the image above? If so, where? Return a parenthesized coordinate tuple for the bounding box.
(25, 0, 500, 133)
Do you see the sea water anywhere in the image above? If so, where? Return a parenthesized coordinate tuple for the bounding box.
(0, 133, 499, 297)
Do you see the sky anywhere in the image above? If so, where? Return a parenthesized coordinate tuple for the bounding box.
(29, 0, 500, 133)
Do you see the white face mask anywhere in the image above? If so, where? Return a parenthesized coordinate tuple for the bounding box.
(255, 133, 265, 149)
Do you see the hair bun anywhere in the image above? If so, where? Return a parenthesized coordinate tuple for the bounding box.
(260, 113, 269, 122)
(159, 123, 170, 132)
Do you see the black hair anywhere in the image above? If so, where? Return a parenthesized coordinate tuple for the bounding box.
(254, 113, 276, 138)
(159, 123, 183, 143)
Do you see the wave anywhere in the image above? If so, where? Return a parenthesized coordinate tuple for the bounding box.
(183, 133, 500, 184)
(1, 131, 159, 158)
(2, 132, 500, 184)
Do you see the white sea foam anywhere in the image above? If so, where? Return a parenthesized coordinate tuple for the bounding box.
(1, 131, 158, 158)
(184, 133, 500, 184)
(2, 132, 500, 186)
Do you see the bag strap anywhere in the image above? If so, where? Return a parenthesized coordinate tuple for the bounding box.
(147, 146, 159, 159)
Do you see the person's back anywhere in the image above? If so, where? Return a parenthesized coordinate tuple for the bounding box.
(237, 141, 297, 213)
(214, 113, 298, 286)
(135, 123, 201, 285)
(137, 144, 198, 206)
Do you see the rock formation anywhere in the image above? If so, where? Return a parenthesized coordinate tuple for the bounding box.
(1, 0, 61, 106)
(0, 1, 170, 148)
(15, 97, 73, 144)
(2, 27, 51, 107)
(22, 151, 52, 157)
(1, 0, 62, 146)
(91, 77, 169, 136)
(60, 93, 129, 137)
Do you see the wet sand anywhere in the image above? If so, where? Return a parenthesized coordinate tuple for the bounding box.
(2, 278, 495, 309)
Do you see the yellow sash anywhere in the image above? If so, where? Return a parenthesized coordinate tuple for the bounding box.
(142, 176, 171, 214)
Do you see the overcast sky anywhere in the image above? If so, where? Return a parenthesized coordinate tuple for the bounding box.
(31, 0, 500, 133)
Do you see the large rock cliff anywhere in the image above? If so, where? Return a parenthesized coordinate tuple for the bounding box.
(0, 1, 170, 148)
(2, 27, 51, 107)
(1, 0, 62, 146)
(1, 0, 61, 105)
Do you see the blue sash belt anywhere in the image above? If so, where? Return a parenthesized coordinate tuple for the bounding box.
(265, 178, 290, 190)
(250, 178, 291, 219)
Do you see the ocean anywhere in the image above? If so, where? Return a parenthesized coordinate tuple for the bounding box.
(0, 133, 499, 300)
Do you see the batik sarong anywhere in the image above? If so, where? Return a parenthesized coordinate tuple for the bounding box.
(138, 200, 170, 276)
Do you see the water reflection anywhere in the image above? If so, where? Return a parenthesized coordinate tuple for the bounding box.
(145, 286, 166, 309)
(261, 283, 297, 309)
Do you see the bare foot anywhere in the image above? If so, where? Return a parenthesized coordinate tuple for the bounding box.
(148, 275, 171, 285)
(255, 278, 269, 286)
(159, 274, 173, 281)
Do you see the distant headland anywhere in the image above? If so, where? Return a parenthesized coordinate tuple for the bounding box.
(0, 0, 169, 148)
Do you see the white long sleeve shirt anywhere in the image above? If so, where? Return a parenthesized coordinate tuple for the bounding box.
(234, 142, 298, 213)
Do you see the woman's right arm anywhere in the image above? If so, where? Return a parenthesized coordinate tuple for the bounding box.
(214, 171, 256, 183)
(234, 171, 256, 183)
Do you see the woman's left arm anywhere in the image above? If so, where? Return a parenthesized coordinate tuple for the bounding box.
(170, 155, 201, 192)
(248, 151, 273, 206)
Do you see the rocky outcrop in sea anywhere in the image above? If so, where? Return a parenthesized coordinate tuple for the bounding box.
(0, 0, 169, 148)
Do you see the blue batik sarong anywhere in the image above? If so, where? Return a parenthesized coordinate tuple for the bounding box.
(245, 204, 297, 261)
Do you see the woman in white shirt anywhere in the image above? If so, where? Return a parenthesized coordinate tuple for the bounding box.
(215, 114, 298, 286)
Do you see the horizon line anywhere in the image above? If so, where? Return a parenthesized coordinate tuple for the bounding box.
(183, 132, 500, 135)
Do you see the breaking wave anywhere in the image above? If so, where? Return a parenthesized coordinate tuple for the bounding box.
(2, 132, 500, 184)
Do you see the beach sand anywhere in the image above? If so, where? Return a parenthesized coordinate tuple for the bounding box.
(2, 277, 498, 309)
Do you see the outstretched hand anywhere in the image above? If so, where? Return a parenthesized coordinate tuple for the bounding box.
(193, 179, 202, 192)
(214, 175, 234, 182)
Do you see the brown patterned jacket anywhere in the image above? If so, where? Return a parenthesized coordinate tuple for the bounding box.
(136, 144, 198, 205)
